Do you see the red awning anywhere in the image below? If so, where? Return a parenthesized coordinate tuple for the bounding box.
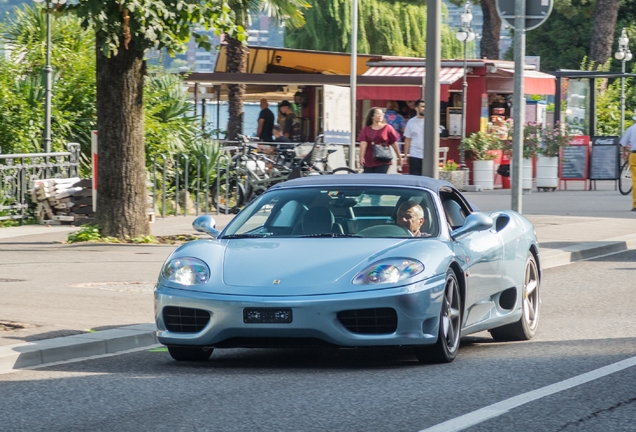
(358, 66, 465, 101)
(362, 66, 464, 83)
(356, 86, 421, 100)
(496, 69, 556, 95)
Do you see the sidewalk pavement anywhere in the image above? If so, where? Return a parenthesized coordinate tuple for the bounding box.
(2, 184, 636, 373)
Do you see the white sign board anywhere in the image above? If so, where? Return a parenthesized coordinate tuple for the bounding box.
(323, 85, 351, 144)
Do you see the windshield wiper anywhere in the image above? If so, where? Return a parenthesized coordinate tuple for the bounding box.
(300, 233, 362, 238)
(221, 233, 271, 239)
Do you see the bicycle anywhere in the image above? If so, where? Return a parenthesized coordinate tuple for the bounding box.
(212, 135, 358, 213)
(619, 158, 632, 196)
(287, 135, 358, 178)
(212, 138, 290, 213)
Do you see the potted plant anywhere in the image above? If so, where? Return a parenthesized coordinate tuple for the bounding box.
(521, 122, 542, 191)
(536, 122, 571, 190)
(438, 159, 467, 190)
(463, 131, 501, 190)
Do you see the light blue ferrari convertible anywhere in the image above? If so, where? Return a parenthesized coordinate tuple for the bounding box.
(155, 174, 541, 363)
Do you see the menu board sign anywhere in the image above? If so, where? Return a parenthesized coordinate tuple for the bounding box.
(559, 136, 589, 180)
(589, 136, 620, 180)
(447, 107, 462, 137)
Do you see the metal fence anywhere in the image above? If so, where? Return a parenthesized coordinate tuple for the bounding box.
(0, 144, 81, 223)
(151, 147, 233, 219)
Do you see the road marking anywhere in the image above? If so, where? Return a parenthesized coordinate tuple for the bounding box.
(419, 355, 636, 432)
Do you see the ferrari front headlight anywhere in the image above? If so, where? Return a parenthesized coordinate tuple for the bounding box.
(353, 258, 424, 285)
(161, 257, 210, 285)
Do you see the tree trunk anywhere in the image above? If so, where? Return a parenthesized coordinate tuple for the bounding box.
(480, 0, 502, 60)
(95, 34, 149, 239)
(589, 0, 620, 69)
(225, 36, 247, 141)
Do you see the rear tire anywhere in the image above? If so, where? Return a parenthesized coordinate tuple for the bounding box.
(211, 174, 245, 214)
(167, 346, 213, 362)
(619, 160, 632, 196)
(490, 252, 540, 341)
(415, 269, 461, 364)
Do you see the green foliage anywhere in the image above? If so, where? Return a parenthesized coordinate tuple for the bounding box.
(463, 131, 501, 160)
(518, 0, 595, 71)
(67, 223, 156, 243)
(0, 4, 96, 154)
(284, 0, 467, 58)
(540, 122, 572, 157)
(596, 75, 636, 135)
(522, 0, 636, 72)
(441, 159, 458, 171)
(69, 0, 244, 57)
(67, 224, 105, 242)
(186, 139, 225, 184)
(144, 70, 199, 162)
(523, 123, 543, 159)
(229, 0, 309, 28)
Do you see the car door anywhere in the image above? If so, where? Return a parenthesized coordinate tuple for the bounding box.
(441, 190, 503, 326)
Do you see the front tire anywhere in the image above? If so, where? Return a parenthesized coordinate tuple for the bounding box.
(490, 252, 540, 341)
(211, 174, 245, 214)
(415, 269, 461, 363)
(619, 160, 632, 196)
(167, 346, 213, 362)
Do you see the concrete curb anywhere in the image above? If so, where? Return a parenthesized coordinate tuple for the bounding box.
(0, 324, 157, 373)
(540, 233, 636, 269)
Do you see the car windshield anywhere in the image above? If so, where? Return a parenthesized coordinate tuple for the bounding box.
(221, 186, 440, 239)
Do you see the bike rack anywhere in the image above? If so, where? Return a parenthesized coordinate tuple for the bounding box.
(153, 154, 167, 218)
(194, 155, 210, 216)
(175, 154, 189, 217)
(215, 152, 231, 215)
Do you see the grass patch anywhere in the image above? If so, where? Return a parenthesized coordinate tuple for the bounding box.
(0, 217, 38, 228)
(66, 224, 199, 244)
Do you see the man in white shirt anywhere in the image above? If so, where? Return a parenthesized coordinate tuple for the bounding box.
(402, 99, 425, 175)
(619, 114, 636, 211)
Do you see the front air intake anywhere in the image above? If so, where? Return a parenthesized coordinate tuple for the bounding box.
(337, 308, 398, 335)
(163, 306, 210, 333)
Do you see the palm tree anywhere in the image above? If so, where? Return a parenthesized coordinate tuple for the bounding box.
(225, 0, 309, 140)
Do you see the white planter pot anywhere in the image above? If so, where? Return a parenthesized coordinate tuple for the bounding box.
(472, 160, 494, 190)
(523, 158, 533, 190)
(510, 158, 534, 191)
(536, 155, 559, 189)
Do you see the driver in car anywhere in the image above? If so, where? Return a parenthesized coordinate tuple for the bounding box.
(396, 201, 431, 237)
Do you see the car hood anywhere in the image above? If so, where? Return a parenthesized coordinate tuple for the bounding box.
(161, 238, 452, 296)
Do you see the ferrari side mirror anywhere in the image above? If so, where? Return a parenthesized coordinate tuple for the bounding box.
(450, 212, 493, 239)
(192, 215, 221, 239)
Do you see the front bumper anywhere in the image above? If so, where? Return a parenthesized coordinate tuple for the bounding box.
(154, 275, 445, 348)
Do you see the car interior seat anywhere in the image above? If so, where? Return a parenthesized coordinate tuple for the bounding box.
(443, 200, 466, 230)
(301, 206, 343, 235)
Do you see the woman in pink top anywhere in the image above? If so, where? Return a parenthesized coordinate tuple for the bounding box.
(357, 108, 403, 173)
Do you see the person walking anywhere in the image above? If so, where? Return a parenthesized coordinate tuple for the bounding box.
(358, 107, 403, 173)
(256, 98, 274, 142)
(620, 114, 636, 211)
(279, 100, 302, 142)
(385, 100, 406, 142)
(402, 99, 425, 176)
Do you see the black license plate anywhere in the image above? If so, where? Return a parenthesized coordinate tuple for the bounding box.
(243, 308, 292, 324)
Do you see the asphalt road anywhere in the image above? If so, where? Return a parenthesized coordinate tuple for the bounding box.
(2, 250, 635, 432)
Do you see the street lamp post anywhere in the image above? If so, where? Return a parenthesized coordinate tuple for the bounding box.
(455, 3, 475, 167)
(615, 28, 632, 135)
(33, 0, 65, 154)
